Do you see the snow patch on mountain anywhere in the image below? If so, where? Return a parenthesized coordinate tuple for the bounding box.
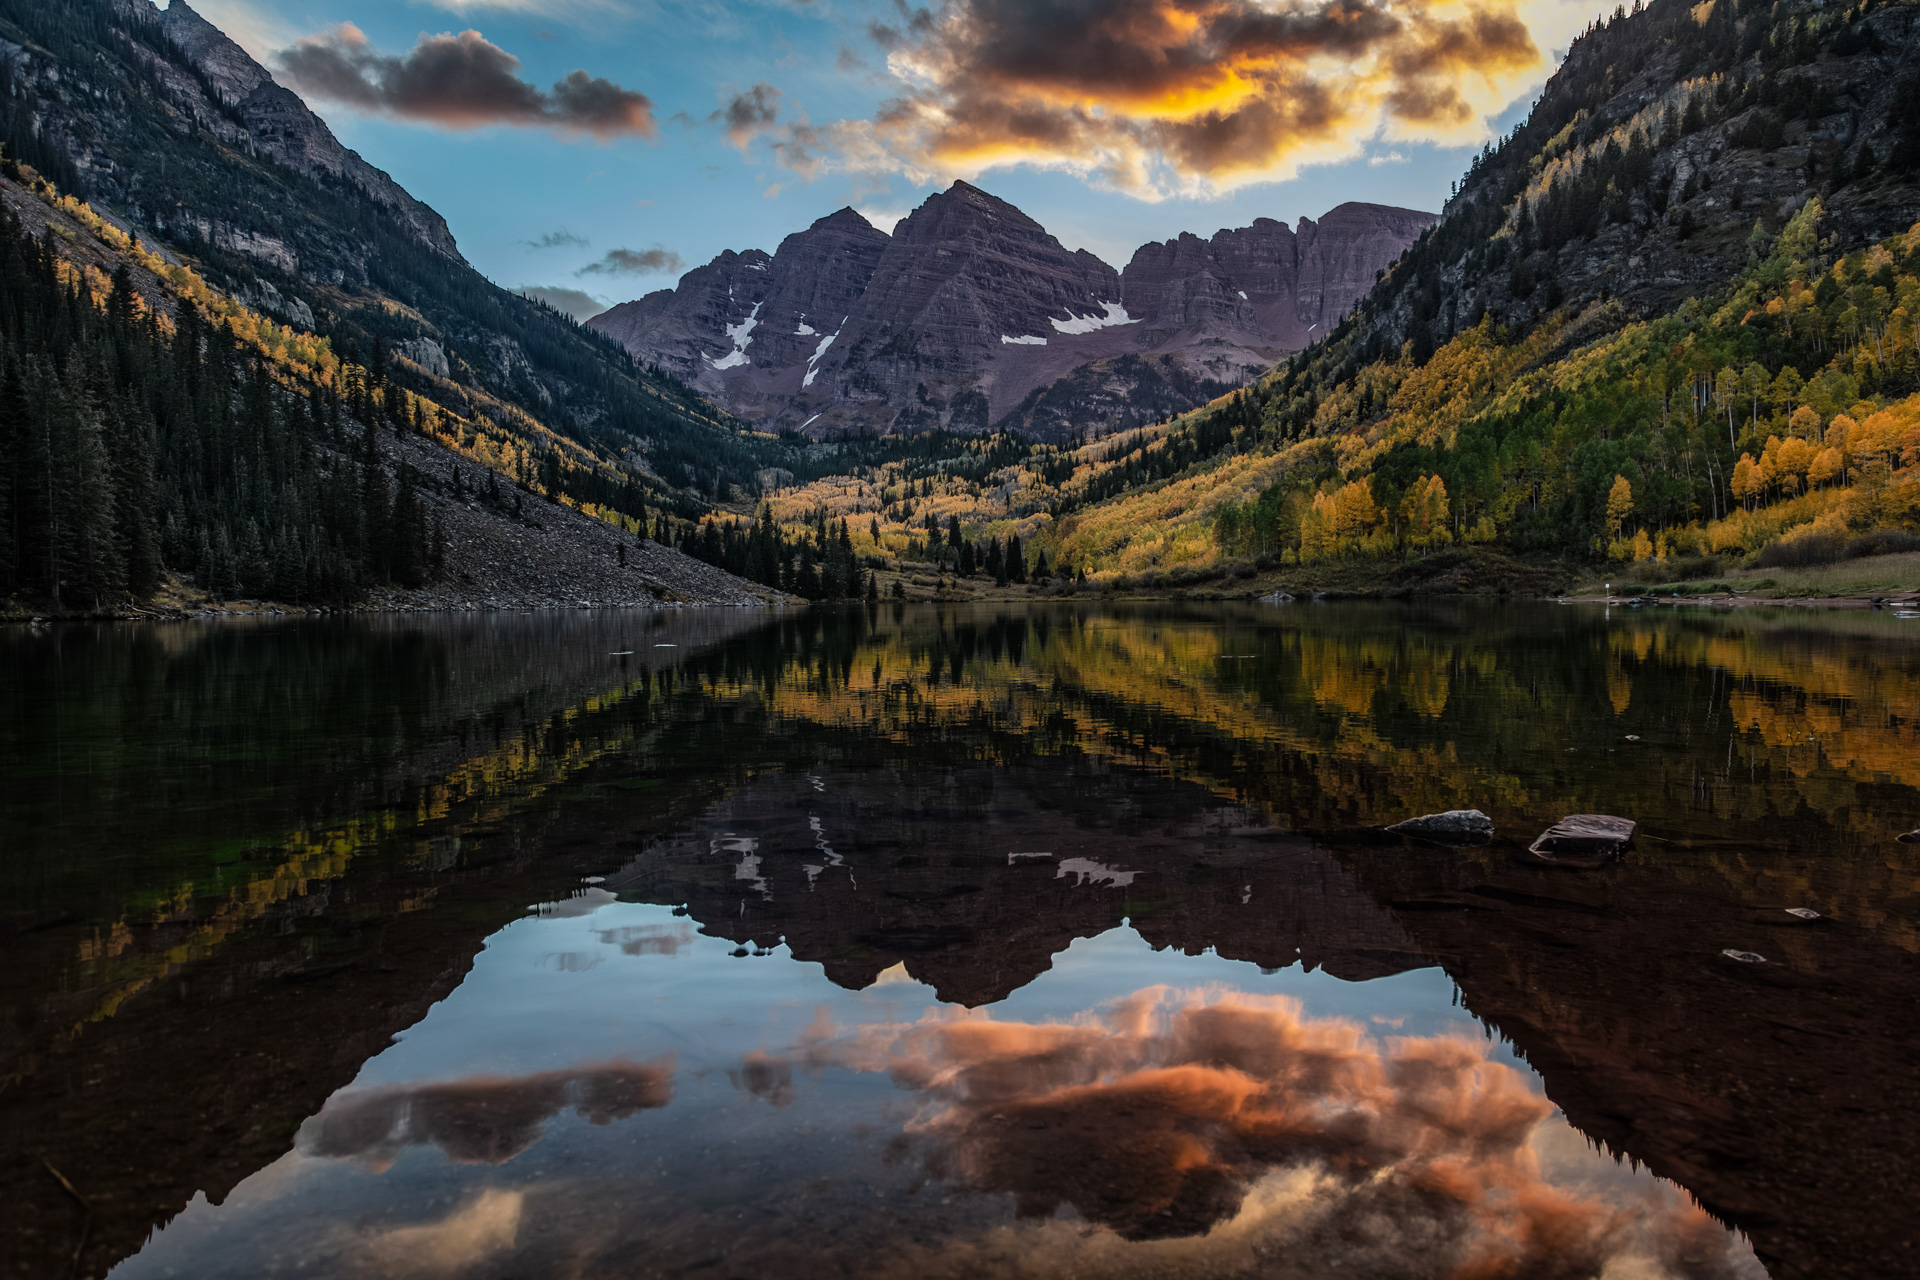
(707, 301, 762, 370)
(1050, 301, 1137, 335)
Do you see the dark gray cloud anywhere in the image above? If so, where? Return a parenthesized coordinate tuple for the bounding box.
(712, 82, 783, 149)
(276, 24, 655, 139)
(576, 246, 685, 277)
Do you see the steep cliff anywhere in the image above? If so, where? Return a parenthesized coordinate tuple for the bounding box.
(591, 183, 1433, 440)
(152, 1, 461, 260)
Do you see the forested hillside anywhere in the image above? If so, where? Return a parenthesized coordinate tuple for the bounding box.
(0, 194, 443, 608)
(738, 0, 1920, 593)
(7, 0, 1919, 608)
(0, 0, 819, 542)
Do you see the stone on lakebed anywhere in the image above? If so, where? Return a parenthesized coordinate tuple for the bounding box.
(1386, 810, 1494, 845)
(1528, 815, 1636, 866)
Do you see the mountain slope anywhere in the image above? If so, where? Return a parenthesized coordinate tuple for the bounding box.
(0, 0, 789, 517)
(591, 183, 1432, 440)
(726, 0, 1920, 595)
(0, 170, 779, 612)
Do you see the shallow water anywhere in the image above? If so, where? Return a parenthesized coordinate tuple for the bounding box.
(3, 601, 1918, 1280)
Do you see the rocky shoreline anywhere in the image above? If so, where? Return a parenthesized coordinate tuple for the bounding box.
(1557, 593, 1920, 611)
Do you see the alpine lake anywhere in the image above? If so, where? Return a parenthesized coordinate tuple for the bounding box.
(4, 600, 1918, 1280)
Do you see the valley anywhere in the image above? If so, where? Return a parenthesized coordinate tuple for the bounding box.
(3, 0, 1918, 619)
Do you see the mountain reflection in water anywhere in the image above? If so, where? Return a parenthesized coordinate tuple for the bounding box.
(2, 602, 1917, 1280)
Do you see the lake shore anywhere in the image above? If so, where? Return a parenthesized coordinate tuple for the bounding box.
(11, 543, 1919, 621)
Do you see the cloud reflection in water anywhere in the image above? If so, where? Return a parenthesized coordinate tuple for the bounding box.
(806, 986, 1762, 1278)
(299, 1058, 675, 1170)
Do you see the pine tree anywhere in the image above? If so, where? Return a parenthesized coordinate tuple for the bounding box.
(389, 464, 427, 588)
(52, 358, 120, 608)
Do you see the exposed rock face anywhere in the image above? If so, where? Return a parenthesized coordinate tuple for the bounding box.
(154, 2, 462, 261)
(591, 183, 1432, 440)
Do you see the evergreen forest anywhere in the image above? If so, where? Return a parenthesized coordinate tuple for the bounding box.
(0, 202, 437, 608)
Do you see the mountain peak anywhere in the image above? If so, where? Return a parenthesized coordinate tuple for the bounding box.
(812, 207, 889, 239)
(158, 0, 271, 103)
(593, 185, 1429, 439)
(895, 179, 1046, 245)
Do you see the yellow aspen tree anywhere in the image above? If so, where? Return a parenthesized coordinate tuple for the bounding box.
(1605, 474, 1634, 540)
(1731, 454, 1758, 508)
(1809, 447, 1844, 488)
(1776, 436, 1815, 490)
(1330, 480, 1379, 549)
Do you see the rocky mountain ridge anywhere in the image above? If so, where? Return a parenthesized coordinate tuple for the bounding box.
(591, 183, 1432, 440)
(151, 1, 462, 262)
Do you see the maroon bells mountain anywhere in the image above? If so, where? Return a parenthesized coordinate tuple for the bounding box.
(589, 182, 1433, 440)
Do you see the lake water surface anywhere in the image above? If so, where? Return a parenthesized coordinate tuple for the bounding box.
(4, 602, 1918, 1280)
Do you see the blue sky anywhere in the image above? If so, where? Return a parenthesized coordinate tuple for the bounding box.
(179, 0, 1605, 317)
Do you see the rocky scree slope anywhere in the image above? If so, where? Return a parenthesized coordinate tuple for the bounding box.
(372, 430, 780, 611)
(590, 182, 1431, 441)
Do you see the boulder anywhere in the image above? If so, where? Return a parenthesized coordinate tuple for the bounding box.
(1898, 830, 1920, 845)
(394, 337, 450, 379)
(1528, 814, 1636, 866)
(1387, 810, 1494, 845)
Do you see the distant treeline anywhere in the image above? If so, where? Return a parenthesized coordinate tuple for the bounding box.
(671, 505, 1056, 597)
(0, 203, 437, 609)
(672, 507, 872, 600)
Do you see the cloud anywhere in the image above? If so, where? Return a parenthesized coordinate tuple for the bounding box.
(728, 1051, 798, 1106)
(790, 0, 1548, 198)
(180, 0, 301, 65)
(577, 246, 685, 277)
(517, 286, 610, 321)
(1368, 150, 1409, 165)
(854, 206, 909, 234)
(800, 988, 1763, 1275)
(358, 1189, 523, 1278)
(275, 24, 655, 139)
(523, 229, 589, 249)
(594, 922, 696, 954)
(299, 1058, 673, 1170)
(713, 82, 784, 149)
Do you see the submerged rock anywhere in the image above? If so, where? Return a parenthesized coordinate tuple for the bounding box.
(1386, 810, 1494, 845)
(1528, 814, 1636, 866)
(1260, 590, 1295, 604)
